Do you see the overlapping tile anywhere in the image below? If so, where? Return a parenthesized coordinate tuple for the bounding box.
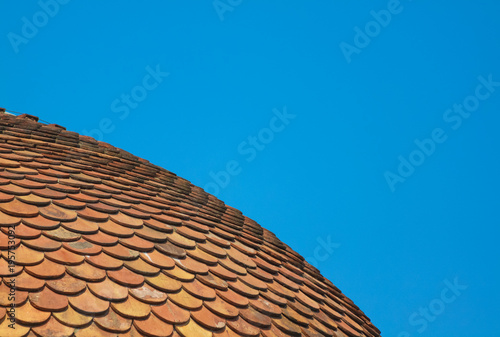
(0, 113, 380, 337)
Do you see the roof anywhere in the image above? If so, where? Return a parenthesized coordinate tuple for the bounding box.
(0, 112, 381, 337)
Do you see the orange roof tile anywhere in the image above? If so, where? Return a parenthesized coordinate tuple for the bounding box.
(0, 113, 381, 336)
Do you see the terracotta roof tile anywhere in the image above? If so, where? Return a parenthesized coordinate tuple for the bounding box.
(0, 210, 21, 226)
(46, 247, 85, 265)
(19, 193, 52, 206)
(104, 243, 140, 262)
(94, 307, 132, 333)
(23, 234, 61, 251)
(39, 203, 78, 221)
(218, 287, 249, 307)
(227, 315, 261, 336)
(0, 258, 23, 277)
(44, 226, 81, 241)
(183, 278, 216, 301)
(53, 305, 93, 328)
(0, 282, 27, 306)
(66, 261, 107, 282)
(4, 223, 39, 239)
(0, 232, 20, 250)
(83, 230, 118, 246)
(16, 300, 51, 325)
(187, 246, 219, 265)
(0, 114, 380, 336)
(46, 273, 87, 295)
(0, 318, 30, 337)
(206, 295, 239, 319)
(77, 206, 110, 222)
(268, 282, 296, 301)
(25, 258, 66, 279)
(90, 278, 128, 303)
(176, 317, 213, 337)
(108, 266, 144, 287)
(111, 295, 150, 319)
(261, 289, 287, 306)
(15, 270, 45, 291)
(134, 311, 174, 336)
(220, 257, 247, 276)
(124, 257, 160, 276)
(192, 305, 226, 330)
(129, 283, 167, 304)
(86, 251, 124, 270)
(29, 286, 69, 311)
(0, 191, 15, 201)
(143, 218, 174, 233)
(169, 288, 203, 310)
(168, 231, 196, 249)
(111, 211, 144, 228)
(151, 299, 189, 325)
(198, 272, 228, 291)
(120, 235, 155, 252)
(69, 288, 109, 315)
(63, 238, 102, 255)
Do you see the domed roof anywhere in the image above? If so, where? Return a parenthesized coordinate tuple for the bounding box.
(0, 112, 381, 337)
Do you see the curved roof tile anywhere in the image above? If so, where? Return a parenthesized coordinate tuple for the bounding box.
(0, 113, 381, 337)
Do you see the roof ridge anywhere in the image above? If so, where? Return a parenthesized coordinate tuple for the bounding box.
(0, 112, 158, 167)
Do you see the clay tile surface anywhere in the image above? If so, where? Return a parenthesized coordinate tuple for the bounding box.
(0, 114, 380, 336)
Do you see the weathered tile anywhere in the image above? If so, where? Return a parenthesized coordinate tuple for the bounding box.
(94, 307, 132, 333)
(46, 273, 87, 295)
(129, 283, 167, 304)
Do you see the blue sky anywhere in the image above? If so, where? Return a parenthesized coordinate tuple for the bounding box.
(1, 1, 500, 336)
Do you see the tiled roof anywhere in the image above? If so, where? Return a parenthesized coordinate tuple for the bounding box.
(0, 112, 381, 337)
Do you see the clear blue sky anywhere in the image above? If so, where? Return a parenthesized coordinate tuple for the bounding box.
(2, 1, 499, 336)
